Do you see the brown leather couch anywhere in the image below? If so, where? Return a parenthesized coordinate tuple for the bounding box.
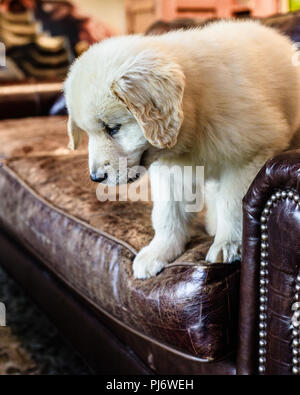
(0, 114, 299, 374)
(0, 81, 62, 119)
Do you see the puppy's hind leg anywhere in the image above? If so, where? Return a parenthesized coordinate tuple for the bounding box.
(205, 180, 219, 237)
(206, 156, 270, 263)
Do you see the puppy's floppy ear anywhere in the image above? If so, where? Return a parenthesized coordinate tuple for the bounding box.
(111, 50, 185, 149)
(67, 117, 83, 150)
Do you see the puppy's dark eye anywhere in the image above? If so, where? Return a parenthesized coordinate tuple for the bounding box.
(106, 124, 121, 136)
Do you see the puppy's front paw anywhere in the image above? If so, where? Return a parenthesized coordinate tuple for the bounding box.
(133, 246, 166, 279)
(206, 240, 241, 263)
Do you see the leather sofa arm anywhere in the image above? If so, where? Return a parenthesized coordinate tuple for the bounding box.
(0, 82, 62, 119)
(237, 150, 300, 375)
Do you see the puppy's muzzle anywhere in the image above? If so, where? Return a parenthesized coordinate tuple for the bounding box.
(90, 172, 108, 183)
(128, 173, 140, 183)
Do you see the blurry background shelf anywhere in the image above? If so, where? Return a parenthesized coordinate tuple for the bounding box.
(126, 0, 284, 33)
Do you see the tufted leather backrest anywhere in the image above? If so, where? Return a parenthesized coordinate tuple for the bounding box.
(238, 150, 300, 375)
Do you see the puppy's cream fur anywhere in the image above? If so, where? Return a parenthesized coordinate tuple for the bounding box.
(64, 20, 300, 279)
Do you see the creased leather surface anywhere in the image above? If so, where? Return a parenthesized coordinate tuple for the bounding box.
(238, 150, 300, 375)
(0, 116, 240, 361)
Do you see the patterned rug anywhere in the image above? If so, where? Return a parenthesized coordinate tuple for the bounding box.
(0, 265, 93, 375)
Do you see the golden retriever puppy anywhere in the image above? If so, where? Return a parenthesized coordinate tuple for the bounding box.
(64, 20, 300, 279)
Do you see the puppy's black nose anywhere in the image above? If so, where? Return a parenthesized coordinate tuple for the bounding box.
(90, 172, 108, 183)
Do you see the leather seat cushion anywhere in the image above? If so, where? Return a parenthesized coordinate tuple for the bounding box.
(0, 116, 240, 361)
